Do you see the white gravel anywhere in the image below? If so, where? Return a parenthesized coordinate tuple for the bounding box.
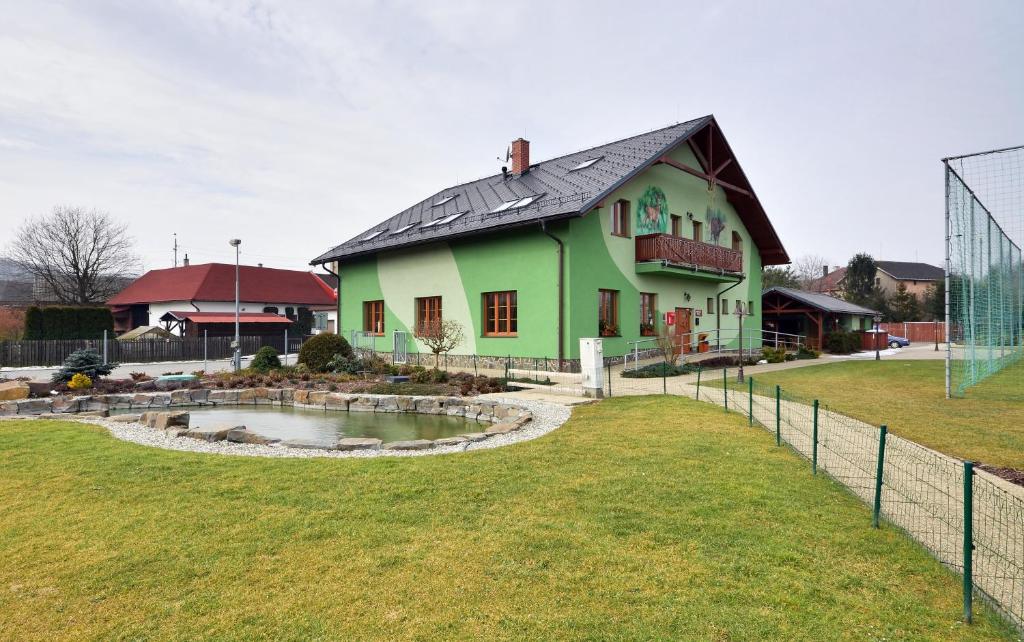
(9, 398, 572, 459)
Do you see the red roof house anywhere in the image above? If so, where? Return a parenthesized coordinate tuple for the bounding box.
(108, 263, 337, 335)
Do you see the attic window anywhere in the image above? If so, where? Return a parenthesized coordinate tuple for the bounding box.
(390, 223, 418, 235)
(438, 210, 467, 225)
(433, 195, 456, 207)
(570, 157, 603, 171)
(491, 199, 519, 213)
(362, 230, 385, 241)
(513, 193, 544, 208)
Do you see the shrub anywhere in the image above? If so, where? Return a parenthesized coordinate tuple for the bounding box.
(68, 373, 93, 390)
(824, 330, 862, 355)
(52, 348, 116, 383)
(327, 354, 363, 375)
(129, 371, 152, 381)
(761, 347, 787, 364)
(796, 345, 819, 360)
(0, 307, 25, 340)
(411, 368, 449, 384)
(298, 333, 353, 372)
(251, 346, 282, 372)
(621, 362, 697, 378)
(24, 306, 43, 340)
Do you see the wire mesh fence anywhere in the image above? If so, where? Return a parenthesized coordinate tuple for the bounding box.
(945, 146, 1024, 397)
(595, 353, 1023, 632)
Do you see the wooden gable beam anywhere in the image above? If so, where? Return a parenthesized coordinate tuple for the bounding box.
(655, 155, 753, 197)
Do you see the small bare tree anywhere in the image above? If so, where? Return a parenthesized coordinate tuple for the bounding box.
(419, 319, 465, 368)
(655, 322, 682, 366)
(5, 206, 141, 304)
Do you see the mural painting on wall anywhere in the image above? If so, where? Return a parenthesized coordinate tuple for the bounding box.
(705, 205, 726, 245)
(636, 186, 668, 235)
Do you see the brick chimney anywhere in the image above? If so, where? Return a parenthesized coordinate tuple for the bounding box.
(183, 254, 189, 267)
(511, 138, 530, 175)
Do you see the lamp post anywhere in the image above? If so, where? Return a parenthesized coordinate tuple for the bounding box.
(229, 239, 241, 371)
(735, 300, 748, 383)
(873, 313, 882, 361)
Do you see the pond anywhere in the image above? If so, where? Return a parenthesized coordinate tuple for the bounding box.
(124, 406, 478, 447)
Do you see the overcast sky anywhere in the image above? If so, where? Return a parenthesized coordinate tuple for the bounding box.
(1, 0, 1022, 274)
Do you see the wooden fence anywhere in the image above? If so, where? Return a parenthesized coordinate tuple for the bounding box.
(879, 321, 946, 343)
(0, 334, 305, 368)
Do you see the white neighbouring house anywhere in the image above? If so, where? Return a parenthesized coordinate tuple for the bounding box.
(107, 262, 337, 337)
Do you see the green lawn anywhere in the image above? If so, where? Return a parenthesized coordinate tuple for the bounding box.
(0, 398, 1014, 640)
(725, 359, 1024, 470)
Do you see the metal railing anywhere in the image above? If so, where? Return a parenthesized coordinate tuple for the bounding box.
(635, 233, 743, 273)
(624, 328, 806, 371)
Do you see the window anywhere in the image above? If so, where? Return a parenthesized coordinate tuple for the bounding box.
(363, 300, 384, 335)
(390, 222, 418, 235)
(433, 195, 456, 207)
(640, 293, 657, 336)
(720, 298, 727, 313)
(692, 220, 703, 242)
(483, 291, 517, 336)
(570, 157, 603, 171)
(285, 306, 295, 319)
(707, 297, 715, 315)
(263, 306, 279, 314)
(671, 214, 682, 237)
(313, 311, 328, 331)
(598, 289, 619, 336)
(491, 199, 519, 213)
(362, 229, 385, 241)
(415, 296, 442, 335)
(732, 231, 742, 252)
(611, 200, 630, 237)
(748, 300, 755, 316)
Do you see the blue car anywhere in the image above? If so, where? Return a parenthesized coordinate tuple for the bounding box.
(887, 334, 910, 348)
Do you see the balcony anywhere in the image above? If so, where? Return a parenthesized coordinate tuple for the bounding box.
(635, 234, 743, 280)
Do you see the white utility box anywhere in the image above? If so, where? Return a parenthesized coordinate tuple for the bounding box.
(579, 338, 604, 398)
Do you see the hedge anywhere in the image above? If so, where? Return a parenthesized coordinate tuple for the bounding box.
(23, 306, 115, 340)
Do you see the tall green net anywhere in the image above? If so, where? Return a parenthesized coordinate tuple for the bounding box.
(944, 145, 1024, 397)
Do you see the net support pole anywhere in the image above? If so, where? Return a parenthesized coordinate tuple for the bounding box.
(774, 385, 781, 446)
(812, 400, 819, 475)
(963, 460, 974, 624)
(944, 161, 952, 398)
(872, 425, 888, 529)
(747, 377, 753, 426)
(695, 367, 701, 400)
(722, 367, 728, 411)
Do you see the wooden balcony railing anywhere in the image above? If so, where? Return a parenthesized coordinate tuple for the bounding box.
(635, 234, 743, 273)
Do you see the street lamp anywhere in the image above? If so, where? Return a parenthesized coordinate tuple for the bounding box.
(873, 313, 882, 361)
(229, 239, 241, 371)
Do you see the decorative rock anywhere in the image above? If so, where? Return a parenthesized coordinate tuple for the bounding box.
(0, 402, 18, 415)
(15, 399, 52, 415)
(207, 389, 239, 404)
(237, 388, 256, 402)
(108, 413, 142, 423)
(484, 423, 518, 435)
(349, 396, 377, 412)
(281, 439, 328, 450)
(169, 389, 193, 405)
(131, 393, 153, 409)
(293, 389, 310, 404)
(325, 393, 349, 411)
(27, 382, 53, 397)
(154, 411, 189, 430)
(150, 393, 172, 407)
(280, 389, 295, 404)
(51, 397, 81, 414)
(182, 426, 231, 442)
(333, 437, 383, 451)
(78, 409, 109, 418)
(154, 374, 198, 390)
(394, 396, 415, 411)
(226, 427, 278, 445)
(460, 432, 489, 442)
(189, 389, 210, 404)
(376, 396, 399, 412)
(433, 436, 469, 446)
(307, 391, 329, 407)
(382, 439, 433, 451)
(104, 394, 134, 409)
(0, 381, 30, 401)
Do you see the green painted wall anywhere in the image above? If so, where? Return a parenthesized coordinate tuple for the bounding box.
(337, 141, 771, 361)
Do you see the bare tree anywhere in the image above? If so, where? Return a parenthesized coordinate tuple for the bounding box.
(5, 206, 141, 304)
(419, 319, 465, 368)
(792, 254, 831, 288)
(655, 322, 682, 366)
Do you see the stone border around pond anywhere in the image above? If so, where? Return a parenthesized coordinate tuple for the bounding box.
(0, 389, 569, 457)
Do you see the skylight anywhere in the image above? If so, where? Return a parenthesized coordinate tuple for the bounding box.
(389, 223, 418, 235)
(570, 156, 603, 171)
(513, 194, 542, 208)
(420, 217, 445, 228)
(362, 230, 385, 241)
(432, 195, 456, 207)
(438, 210, 467, 224)
(491, 199, 519, 213)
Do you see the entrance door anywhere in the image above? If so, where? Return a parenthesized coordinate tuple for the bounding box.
(674, 307, 693, 354)
(392, 330, 408, 364)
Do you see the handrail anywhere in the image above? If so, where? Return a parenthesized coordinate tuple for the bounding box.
(623, 328, 806, 370)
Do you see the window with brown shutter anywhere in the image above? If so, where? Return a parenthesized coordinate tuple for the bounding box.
(363, 300, 384, 335)
(483, 291, 517, 336)
(599, 289, 619, 336)
(611, 200, 630, 237)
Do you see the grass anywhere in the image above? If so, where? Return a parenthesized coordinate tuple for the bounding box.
(0, 398, 1015, 640)
(714, 359, 1024, 470)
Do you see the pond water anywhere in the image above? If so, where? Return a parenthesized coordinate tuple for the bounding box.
(128, 406, 477, 446)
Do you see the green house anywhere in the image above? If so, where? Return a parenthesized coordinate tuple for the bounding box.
(311, 115, 789, 368)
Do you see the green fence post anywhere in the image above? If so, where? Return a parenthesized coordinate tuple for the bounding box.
(748, 377, 754, 426)
(662, 361, 667, 395)
(774, 385, 781, 446)
(812, 400, 819, 475)
(607, 363, 612, 397)
(695, 366, 702, 400)
(723, 367, 728, 411)
(963, 460, 974, 624)
(872, 425, 888, 528)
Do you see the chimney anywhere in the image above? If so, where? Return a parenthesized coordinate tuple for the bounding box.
(511, 138, 530, 175)
(822, 265, 828, 277)
(183, 254, 189, 267)
(258, 263, 263, 268)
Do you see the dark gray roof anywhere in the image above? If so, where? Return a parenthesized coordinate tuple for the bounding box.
(875, 261, 944, 281)
(763, 287, 879, 315)
(311, 116, 788, 265)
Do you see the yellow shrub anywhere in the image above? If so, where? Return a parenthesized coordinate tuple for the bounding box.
(68, 373, 93, 390)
